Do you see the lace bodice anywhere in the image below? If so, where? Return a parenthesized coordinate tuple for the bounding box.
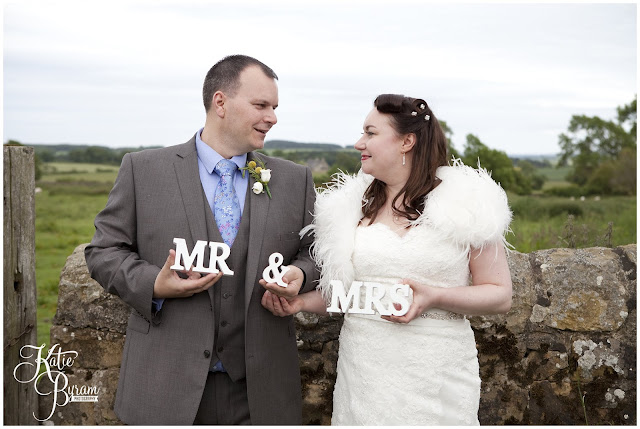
(347, 222, 471, 321)
(353, 222, 470, 287)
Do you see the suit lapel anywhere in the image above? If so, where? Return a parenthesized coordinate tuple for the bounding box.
(173, 139, 222, 310)
(244, 152, 271, 313)
(173, 139, 209, 263)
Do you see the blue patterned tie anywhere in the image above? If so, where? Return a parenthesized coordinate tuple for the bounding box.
(213, 159, 241, 247)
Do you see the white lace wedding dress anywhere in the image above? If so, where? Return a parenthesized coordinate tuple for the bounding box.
(307, 162, 512, 426)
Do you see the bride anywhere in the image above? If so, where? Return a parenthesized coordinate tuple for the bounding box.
(261, 94, 513, 425)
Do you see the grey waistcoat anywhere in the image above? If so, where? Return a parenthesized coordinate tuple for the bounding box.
(204, 191, 251, 381)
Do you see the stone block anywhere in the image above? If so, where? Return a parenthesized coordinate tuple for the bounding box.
(529, 247, 630, 331)
(53, 244, 130, 334)
(49, 325, 124, 369)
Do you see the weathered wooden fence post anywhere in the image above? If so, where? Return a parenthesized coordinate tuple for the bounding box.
(3, 145, 38, 425)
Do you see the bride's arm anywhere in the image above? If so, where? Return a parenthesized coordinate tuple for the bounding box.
(383, 242, 512, 323)
(261, 289, 329, 316)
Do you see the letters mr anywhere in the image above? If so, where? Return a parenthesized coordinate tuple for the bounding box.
(170, 237, 234, 275)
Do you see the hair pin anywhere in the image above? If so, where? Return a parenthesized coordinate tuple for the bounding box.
(425, 114, 430, 121)
(411, 111, 417, 116)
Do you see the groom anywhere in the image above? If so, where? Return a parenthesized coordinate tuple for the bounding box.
(85, 55, 317, 425)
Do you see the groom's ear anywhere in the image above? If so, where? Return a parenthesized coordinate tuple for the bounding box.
(212, 91, 227, 118)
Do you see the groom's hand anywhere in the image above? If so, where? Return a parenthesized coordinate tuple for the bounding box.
(153, 249, 222, 298)
(259, 265, 303, 298)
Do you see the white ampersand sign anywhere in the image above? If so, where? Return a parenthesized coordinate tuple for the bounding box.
(262, 252, 290, 287)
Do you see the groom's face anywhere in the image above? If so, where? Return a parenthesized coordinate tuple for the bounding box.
(223, 66, 279, 154)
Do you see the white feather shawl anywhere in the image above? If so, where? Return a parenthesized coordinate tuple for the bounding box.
(301, 159, 513, 301)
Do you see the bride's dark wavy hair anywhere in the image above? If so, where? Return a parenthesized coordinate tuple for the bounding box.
(362, 94, 448, 224)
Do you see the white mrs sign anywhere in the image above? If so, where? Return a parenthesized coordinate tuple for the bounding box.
(170, 237, 234, 275)
(327, 280, 411, 316)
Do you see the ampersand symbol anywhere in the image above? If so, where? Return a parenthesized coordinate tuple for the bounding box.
(262, 252, 290, 287)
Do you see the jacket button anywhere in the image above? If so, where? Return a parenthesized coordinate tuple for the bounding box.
(204, 350, 211, 358)
(217, 346, 224, 353)
(222, 292, 230, 299)
(220, 321, 228, 327)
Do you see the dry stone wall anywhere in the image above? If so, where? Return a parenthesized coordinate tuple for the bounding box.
(40, 244, 636, 425)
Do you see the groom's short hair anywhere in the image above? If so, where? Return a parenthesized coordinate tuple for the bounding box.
(203, 55, 278, 112)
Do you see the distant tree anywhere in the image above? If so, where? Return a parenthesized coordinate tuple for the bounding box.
(282, 150, 303, 163)
(69, 146, 121, 164)
(585, 147, 637, 195)
(617, 97, 637, 136)
(558, 96, 636, 193)
(115, 150, 130, 164)
(439, 120, 461, 159)
(608, 147, 637, 195)
(272, 149, 286, 158)
(511, 157, 552, 169)
(331, 151, 360, 174)
(461, 134, 532, 194)
(514, 160, 546, 190)
(35, 148, 55, 162)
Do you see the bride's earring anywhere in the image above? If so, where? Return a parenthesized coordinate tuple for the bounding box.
(402, 152, 406, 166)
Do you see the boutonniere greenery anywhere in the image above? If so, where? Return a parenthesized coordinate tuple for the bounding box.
(241, 159, 272, 198)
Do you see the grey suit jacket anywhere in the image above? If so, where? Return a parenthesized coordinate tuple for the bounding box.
(85, 137, 318, 425)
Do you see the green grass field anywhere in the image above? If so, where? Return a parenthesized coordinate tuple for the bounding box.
(35, 166, 115, 347)
(41, 162, 119, 184)
(44, 162, 119, 173)
(537, 165, 571, 182)
(508, 193, 636, 253)
(33, 162, 636, 347)
(537, 166, 573, 190)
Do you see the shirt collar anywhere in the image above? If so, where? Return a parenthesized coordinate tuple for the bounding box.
(195, 128, 247, 175)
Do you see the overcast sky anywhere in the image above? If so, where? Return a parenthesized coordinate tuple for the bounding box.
(3, 0, 637, 155)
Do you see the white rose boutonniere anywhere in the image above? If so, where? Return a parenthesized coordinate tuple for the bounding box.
(260, 169, 271, 183)
(252, 182, 264, 194)
(241, 159, 272, 198)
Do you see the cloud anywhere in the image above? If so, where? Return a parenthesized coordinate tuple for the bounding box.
(3, 1, 636, 154)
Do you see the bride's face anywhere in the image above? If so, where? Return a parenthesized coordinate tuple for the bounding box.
(354, 109, 405, 181)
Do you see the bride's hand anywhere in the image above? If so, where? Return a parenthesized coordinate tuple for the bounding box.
(382, 278, 439, 324)
(261, 290, 304, 317)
